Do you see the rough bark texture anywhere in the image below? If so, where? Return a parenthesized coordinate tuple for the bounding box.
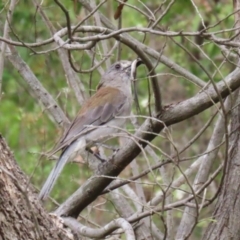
(0, 135, 72, 240)
(203, 98, 240, 240)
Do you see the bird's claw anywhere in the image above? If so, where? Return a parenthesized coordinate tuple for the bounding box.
(86, 147, 106, 163)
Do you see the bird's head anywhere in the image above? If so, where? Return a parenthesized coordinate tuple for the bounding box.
(97, 59, 143, 90)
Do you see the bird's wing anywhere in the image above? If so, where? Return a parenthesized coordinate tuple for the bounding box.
(51, 87, 128, 154)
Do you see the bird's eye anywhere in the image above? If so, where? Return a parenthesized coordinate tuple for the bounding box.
(115, 63, 121, 70)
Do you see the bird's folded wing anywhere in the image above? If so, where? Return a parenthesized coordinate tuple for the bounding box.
(51, 87, 128, 154)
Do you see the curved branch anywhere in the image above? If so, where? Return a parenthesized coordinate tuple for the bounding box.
(63, 217, 135, 240)
(54, 26, 163, 111)
(32, 1, 87, 106)
(77, 0, 206, 88)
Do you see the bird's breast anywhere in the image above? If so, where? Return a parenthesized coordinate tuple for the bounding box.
(85, 117, 127, 143)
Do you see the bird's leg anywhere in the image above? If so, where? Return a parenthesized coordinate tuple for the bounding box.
(94, 142, 120, 160)
(111, 147, 120, 159)
(85, 147, 106, 163)
(94, 142, 121, 161)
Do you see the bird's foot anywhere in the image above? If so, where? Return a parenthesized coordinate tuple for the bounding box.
(111, 147, 120, 158)
(86, 147, 106, 163)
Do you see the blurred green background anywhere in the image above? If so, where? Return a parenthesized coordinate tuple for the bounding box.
(0, 0, 234, 238)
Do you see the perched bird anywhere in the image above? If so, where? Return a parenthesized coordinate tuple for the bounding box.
(39, 59, 143, 200)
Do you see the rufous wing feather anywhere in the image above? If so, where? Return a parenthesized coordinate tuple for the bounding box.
(50, 87, 127, 154)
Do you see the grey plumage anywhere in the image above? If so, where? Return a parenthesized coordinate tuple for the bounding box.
(38, 60, 142, 200)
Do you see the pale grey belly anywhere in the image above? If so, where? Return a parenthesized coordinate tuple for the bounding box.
(85, 117, 126, 142)
(66, 117, 127, 160)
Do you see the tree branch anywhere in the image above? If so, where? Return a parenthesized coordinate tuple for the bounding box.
(6, 45, 69, 127)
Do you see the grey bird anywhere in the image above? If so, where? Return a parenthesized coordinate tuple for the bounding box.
(38, 59, 143, 200)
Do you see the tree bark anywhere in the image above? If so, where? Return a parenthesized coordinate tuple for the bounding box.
(0, 135, 72, 240)
(203, 95, 240, 240)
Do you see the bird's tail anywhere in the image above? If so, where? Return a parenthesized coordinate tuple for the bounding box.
(38, 138, 86, 200)
(38, 151, 69, 200)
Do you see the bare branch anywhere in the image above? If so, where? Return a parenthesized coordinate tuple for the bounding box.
(175, 70, 238, 239)
(63, 216, 135, 239)
(6, 45, 69, 127)
(32, 0, 87, 105)
(128, 162, 223, 224)
(0, 0, 16, 100)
